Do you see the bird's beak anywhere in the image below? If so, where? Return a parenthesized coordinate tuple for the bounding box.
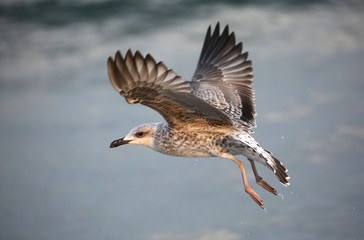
(110, 138, 131, 148)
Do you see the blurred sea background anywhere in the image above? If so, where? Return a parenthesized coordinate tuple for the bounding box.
(1, 0, 364, 239)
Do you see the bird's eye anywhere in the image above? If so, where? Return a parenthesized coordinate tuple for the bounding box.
(136, 132, 144, 137)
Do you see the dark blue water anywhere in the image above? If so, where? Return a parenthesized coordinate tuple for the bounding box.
(1, 0, 364, 239)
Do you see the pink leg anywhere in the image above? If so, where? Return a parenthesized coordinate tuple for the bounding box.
(249, 159, 277, 195)
(221, 153, 264, 208)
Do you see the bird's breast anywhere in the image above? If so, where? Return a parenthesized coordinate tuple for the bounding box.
(153, 129, 228, 158)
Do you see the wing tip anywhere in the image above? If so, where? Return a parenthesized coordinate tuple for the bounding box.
(107, 57, 123, 93)
(107, 48, 191, 99)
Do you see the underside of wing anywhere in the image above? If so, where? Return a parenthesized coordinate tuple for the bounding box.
(191, 23, 256, 129)
(107, 49, 233, 127)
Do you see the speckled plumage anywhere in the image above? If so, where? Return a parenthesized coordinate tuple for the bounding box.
(107, 23, 289, 208)
(152, 122, 229, 157)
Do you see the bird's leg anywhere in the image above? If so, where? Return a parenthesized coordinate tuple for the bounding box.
(248, 159, 277, 195)
(220, 153, 263, 208)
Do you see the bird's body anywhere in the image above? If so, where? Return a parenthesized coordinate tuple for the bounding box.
(107, 23, 289, 208)
(149, 122, 258, 161)
(153, 122, 228, 158)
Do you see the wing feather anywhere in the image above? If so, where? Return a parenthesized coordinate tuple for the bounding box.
(107, 49, 233, 128)
(191, 23, 256, 130)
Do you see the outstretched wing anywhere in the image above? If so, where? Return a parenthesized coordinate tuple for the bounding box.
(107, 49, 232, 128)
(190, 23, 256, 130)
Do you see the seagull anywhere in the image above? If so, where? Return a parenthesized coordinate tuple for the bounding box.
(107, 23, 289, 208)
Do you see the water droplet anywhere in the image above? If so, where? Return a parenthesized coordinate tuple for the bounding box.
(278, 193, 284, 199)
(194, 159, 198, 167)
(263, 208, 268, 214)
(246, 232, 250, 236)
(352, 206, 356, 210)
(240, 221, 244, 225)
(281, 136, 285, 139)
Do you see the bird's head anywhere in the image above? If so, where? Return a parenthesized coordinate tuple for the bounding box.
(110, 123, 157, 149)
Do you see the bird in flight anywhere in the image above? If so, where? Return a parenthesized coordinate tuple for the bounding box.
(107, 22, 289, 208)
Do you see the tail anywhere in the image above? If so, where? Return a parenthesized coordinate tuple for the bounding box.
(268, 153, 290, 186)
